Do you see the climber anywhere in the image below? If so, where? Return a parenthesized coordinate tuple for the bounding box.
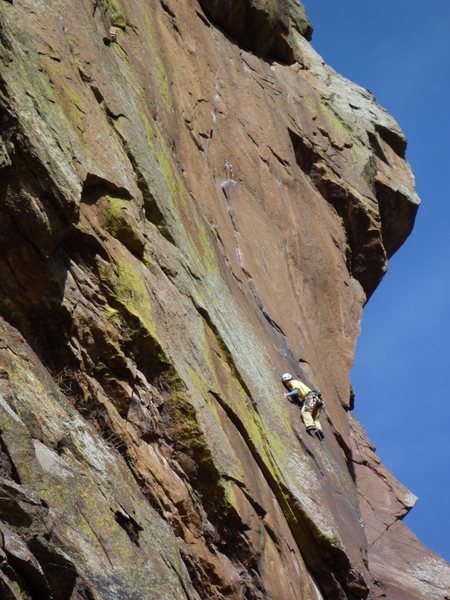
(281, 373, 325, 441)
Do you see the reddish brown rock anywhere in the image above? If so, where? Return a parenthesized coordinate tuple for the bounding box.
(370, 522, 450, 600)
(0, 1, 446, 599)
(350, 418, 450, 599)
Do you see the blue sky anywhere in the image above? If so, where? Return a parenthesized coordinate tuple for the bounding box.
(302, 1, 450, 561)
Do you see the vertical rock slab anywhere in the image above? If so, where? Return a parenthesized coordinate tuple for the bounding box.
(0, 1, 446, 599)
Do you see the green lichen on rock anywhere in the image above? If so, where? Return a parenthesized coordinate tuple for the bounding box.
(104, 304, 123, 330)
(143, 119, 219, 273)
(165, 389, 223, 495)
(96, 251, 182, 386)
(115, 264, 154, 334)
(101, 195, 146, 257)
(289, 0, 313, 41)
(139, 12, 172, 108)
(361, 155, 377, 190)
(97, 254, 156, 339)
(0, 344, 188, 598)
(198, 326, 288, 486)
(102, 197, 130, 234)
(319, 102, 354, 149)
(37, 56, 86, 132)
(105, 0, 127, 29)
(154, 55, 172, 110)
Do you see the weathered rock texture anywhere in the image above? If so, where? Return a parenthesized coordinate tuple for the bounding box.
(0, 1, 447, 599)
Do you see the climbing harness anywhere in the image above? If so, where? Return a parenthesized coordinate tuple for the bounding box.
(302, 391, 325, 412)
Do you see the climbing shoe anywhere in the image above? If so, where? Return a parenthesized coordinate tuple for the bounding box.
(315, 430, 325, 441)
(306, 427, 317, 437)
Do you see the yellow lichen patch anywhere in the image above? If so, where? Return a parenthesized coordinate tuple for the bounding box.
(187, 210, 219, 275)
(102, 197, 129, 232)
(197, 325, 284, 485)
(59, 81, 87, 133)
(319, 102, 353, 149)
(103, 304, 123, 330)
(302, 94, 319, 121)
(154, 55, 173, 110)
(185, 365, 224, 427)
(38, 55, 88, 134)
(222, 479, 240, 513)
(10, 47, 86, 160)
(97, 253, 156, 340)
(163, 388, 224, 488)
(140, 12, 172, 109)
(8, 357, 65, 424)
(115, 263, 154, 333)
(142, 248, 157, 271)
(140, 117, 219, 274)
(145, 123, 187, 208)
(107, 67, 217, 274)
(101, 196, 145, 256)
(104, 0, 127, 29)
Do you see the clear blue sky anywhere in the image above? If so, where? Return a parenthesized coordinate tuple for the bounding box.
(302, 0, 450, 561)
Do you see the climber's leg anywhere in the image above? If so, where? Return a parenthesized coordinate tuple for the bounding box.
(301, 400, 316, 434)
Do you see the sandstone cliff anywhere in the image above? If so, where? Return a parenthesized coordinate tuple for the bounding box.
(0, 1, 448, 599)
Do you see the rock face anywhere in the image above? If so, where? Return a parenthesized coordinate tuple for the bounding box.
(0, 1, 447, 599)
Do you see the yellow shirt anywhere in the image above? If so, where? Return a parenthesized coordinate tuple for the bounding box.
(288, 379, 312, 399)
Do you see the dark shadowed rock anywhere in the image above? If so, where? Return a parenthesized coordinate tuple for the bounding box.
(198, 0, 312, 62)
